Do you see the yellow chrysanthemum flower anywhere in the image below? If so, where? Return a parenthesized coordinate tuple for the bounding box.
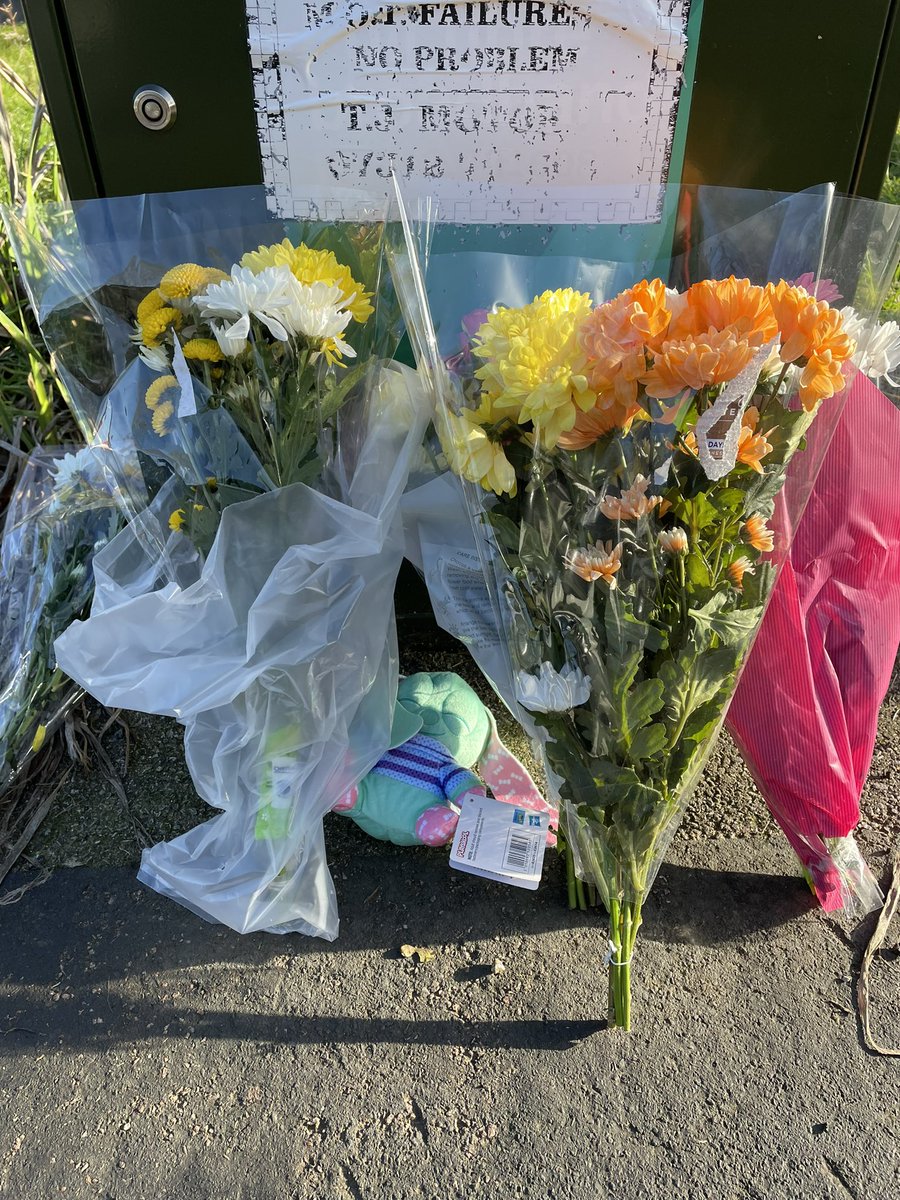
(136, 288, 166, 327)
(437, 406, 517, 497)
(158, 264, 228, 301)
(239, 239, 373, 324)
(152, 400, 176, 437)
(168, 508, 186, 532)
(159, 264, 210, 300)
(473, 289, 596, 449)
(140, 305, 182, 348)
(181, 337, 224, 362)
(145, 374, 179, 411)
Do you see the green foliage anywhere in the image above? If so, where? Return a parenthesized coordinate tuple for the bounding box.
(491, 382, 809, 922)
(879, 124, 900, 321)
(0, 25, 70, 464)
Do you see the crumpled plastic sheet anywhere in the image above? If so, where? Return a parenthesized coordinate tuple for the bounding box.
(0, 450, 120, 789)
(55, 364, 431, 938)
(727, 371, 900, 917)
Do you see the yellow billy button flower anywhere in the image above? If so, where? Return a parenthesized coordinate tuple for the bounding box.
(151, 400, 176, 438)
(727, 556, 755, 590)
(136, 288, 166, 327)
(239, 239, 373, 324)
(159, 263, 213, 301)
(145, 374, 179, 411)
(657, 527, 688, 554)
(181, 337, 225, 362)
(140, 305, 182, 348)
(743, 514, 774, 553)
(158, 264, 229, 307)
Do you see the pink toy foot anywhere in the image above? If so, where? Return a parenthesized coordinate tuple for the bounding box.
(415, 805, 459, 847)
(331, 785, 358, 813)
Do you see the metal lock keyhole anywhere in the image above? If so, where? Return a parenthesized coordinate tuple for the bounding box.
(133, 86, 177, 131)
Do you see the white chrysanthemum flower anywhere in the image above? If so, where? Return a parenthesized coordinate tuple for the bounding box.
(860, 321, 900, 382)
(210, 321, 250, 358)
(279, 279, 356, 358)
(51, 447, 101, 493)
(841, 307, 900, 383)
(515, 662, 591, 713)
(198, 264, 297, 342)
(138, 343, 170, 373)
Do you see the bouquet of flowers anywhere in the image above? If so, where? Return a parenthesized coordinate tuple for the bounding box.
(132, 228, 385, 553)
(5, 187, 430, 936)
(393, 184, 896, 1027)
(0, 447, 128, 794)
(727, 301, 900, 916)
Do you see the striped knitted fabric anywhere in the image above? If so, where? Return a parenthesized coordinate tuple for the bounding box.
(371, 733, 480, 802)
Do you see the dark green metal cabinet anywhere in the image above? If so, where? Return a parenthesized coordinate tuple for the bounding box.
(683, 0, 899, 196)
(23, 0, 263, 198)
(21, 0, 900, 203)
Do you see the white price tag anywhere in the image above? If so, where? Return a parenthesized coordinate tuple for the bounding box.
(449, 790, 548, 891)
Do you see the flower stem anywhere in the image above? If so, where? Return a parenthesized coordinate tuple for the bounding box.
(607, 895, 644, 1030)
(566, 840, 577, 910)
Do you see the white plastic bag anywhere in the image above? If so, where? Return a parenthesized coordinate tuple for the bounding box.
(55, 364, 431, 937)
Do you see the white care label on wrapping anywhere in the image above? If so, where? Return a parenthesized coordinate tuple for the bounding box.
(421, 543, 501, 650)
(267, 756, 295, 809)
(245, 0, 695, 223)
(449, 790, 548, 889)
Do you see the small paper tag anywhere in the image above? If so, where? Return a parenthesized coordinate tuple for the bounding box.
(694, 341, 774, 481)
(255, 755, 295, 840)
(171, 335, 197, 418)
(449, 790, 548, 891)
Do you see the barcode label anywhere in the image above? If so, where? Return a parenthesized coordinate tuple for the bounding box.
(449, 791, 548, 891)
(505, 832, 534, 872)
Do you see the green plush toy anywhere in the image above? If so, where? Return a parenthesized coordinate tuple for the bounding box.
(331, 671, 553, 847)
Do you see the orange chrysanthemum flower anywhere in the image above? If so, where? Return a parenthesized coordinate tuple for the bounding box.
(581, 278, 671, 356)
(557, 394, 643, 448)
(578, 278, 672, 406)
(744, 514, 774, 553)
(672, 277, 778, 348)
(600, 474, 665, 521)
(736, 407, 774, 474)
(564, 540, 623, 588)
(728, 556, 756, 590)
(798, 349, 848, 410)
(767, 282, 856, 372)
(642, 328, 756, 399)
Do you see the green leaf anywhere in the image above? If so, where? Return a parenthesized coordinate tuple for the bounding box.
(689, 594, 762, 648)
(714, 487, 746, 511)
(678, 698, 726, 745)
(624, 678, 665, 735)
(628, 722, 667, 763)
(685, 552, 711, 588)
(604, 589, 650, 659)
(484, 510, 521, 554)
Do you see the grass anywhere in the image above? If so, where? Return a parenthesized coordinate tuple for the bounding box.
(0, 24, 52, 188)
(0, 17, 69, 457)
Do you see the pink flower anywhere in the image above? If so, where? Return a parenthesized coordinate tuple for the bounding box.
(446, 308, 491, 375)
(788, 273, 843, 304)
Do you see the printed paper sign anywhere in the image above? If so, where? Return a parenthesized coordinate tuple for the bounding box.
(246, 0, 694, 222)
(449, 790, 548, 889)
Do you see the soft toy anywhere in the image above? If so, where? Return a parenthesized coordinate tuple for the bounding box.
(332, 671, 555, 846)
